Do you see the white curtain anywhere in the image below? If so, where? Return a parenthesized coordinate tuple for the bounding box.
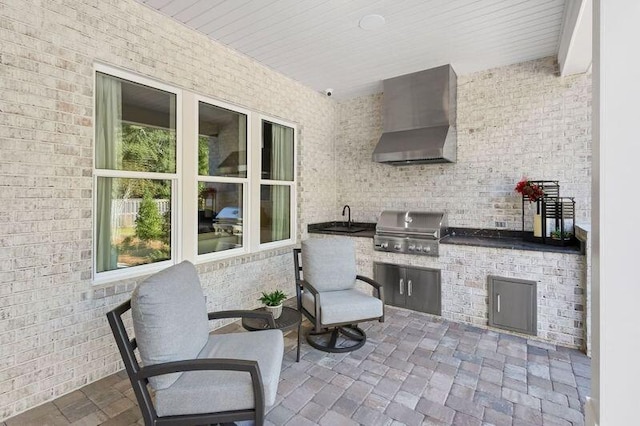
(271, 124, 293, 181)
(95, 74, 122, 272)
(270, 124, 293, 241)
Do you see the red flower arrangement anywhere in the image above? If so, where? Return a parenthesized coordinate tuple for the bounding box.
(515, 178, 544, 202)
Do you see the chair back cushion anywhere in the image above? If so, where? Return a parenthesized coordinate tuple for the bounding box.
(131, 261, 209, 389)
(301, 238, 357, 291)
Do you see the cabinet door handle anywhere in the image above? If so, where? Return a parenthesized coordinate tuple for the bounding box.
(399, 278, 404, 295)
(497, 294, 501, 313)
(408, 280, 413, 297)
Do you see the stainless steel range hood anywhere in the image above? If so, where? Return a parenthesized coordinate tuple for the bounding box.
(373, 64, 457, 164)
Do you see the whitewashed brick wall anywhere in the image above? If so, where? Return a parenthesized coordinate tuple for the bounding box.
(335, 57, 592, 229)
(0, 0, 336, 420)
(575, 224, 591, 356)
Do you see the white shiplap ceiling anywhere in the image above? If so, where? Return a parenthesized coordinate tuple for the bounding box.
(137, 0, 568, 99)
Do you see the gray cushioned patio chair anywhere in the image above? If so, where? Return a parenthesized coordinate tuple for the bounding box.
(107, 261, 284, 426)
(293, 238, 384, 352)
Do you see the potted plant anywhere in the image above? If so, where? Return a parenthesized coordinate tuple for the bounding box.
(550, 230, 573, 240)
(258, 290, 287, 319)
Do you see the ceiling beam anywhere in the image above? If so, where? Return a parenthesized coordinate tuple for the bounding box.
(558, 0, 593, 76)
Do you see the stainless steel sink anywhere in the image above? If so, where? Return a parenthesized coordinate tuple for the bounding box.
(320, 226, 367, 233)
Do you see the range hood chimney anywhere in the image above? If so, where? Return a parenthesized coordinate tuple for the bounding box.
(373, 64, 457, 164)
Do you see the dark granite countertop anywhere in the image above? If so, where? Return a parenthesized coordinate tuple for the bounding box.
(441, 228, 582, 255)
(307, 221, 376, 238)
(308, 222, 582, 255)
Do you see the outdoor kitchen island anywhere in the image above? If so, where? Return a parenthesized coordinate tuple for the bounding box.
(308, 223, 588, 352)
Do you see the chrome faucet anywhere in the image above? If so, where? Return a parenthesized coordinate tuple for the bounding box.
(342, 205, 351, 228)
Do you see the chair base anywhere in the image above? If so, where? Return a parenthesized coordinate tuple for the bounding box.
(306, 325, 366, 353)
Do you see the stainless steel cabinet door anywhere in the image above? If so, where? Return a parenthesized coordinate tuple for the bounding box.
(374, 263, 405, 308)
(405, 267, 441, 315)
(489, 276, 537, 336)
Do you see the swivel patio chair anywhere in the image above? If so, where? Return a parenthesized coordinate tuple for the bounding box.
(107, 261, 283, 426)
(293, 237, 384, 352)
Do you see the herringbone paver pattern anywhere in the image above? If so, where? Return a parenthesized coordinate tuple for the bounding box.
(5, 306, 590, 425)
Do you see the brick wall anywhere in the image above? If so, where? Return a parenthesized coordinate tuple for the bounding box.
(335, 57, 592, 229)
(575, 224, 591, 356)
(0, 0, 336, 420)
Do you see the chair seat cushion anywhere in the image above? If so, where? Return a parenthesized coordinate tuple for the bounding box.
(155, 329, 284, 417)
(302, 289, 383, 325)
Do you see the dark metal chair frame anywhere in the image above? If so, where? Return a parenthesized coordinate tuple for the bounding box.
(293, 248, 384, 353)
(107, 300, 276, 426)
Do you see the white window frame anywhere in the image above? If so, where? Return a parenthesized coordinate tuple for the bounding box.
(92, 64, 182, 284)
(192, 95, 251, 264)
(91, 65, 298, 284)
(254, 115, 297, 251)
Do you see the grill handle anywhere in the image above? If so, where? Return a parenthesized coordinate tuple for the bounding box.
(399, 278, 404, 295)
(376, 229, 439, 239)
(408, 280, 413, 296)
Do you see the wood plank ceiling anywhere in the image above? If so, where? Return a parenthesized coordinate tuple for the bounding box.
(137, 0, 567, 99)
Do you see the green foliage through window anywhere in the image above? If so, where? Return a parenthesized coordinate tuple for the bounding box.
(118, 123, 174, 199)
(135, 194, 164, 242)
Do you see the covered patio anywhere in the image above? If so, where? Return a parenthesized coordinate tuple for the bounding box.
(4, 306, 589, 426)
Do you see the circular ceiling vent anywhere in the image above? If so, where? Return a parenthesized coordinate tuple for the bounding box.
(359, 14, 386, 30)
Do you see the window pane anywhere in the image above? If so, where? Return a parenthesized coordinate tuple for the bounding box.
(96, 177, 172, 273)
(198, 102, 247, 178)
(198, 182, 243, 255)
(260, 185, 290, 244)
(95, 72, 177, 173)
(262, 121, 294, 181)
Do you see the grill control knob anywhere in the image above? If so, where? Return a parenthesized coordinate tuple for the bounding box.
(416, 246, 422, 252)
(424, 246, 431, 252)
(381, 242, 388, 249)
(408, 245, 416, 251)
(394, 244, 402, 250)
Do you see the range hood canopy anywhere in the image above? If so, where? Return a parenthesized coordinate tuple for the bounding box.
(373, 64, 457, 164)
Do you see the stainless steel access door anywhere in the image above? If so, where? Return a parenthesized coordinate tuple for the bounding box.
(488, 276, 537, 336)
(374, 262, 441, 316)
(374, 263, 405, 308)
(405, 267, 441, 315)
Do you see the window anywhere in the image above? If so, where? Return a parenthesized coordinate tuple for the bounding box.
(93, 70, 179, 281)
(93, 67, 296, 282)
(197, 101, 248, 257)
(260, 120, 295, 245)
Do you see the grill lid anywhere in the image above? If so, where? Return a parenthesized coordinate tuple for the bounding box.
(376, 210, 447, 238)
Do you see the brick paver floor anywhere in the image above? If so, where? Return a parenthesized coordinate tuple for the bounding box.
(4, 305, 590, 425)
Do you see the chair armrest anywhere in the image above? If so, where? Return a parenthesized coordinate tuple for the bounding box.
(299, 279, 320, 296)
(356, 275, 382, 290)
(137, 357, 260, 379)
(357, 275, 385, 304)
(208, 310, 276, 328)
(137, 358, 265, 416)
(299, 279, 322, 329)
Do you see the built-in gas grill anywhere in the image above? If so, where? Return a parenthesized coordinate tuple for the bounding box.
(374, 210, 448, 256)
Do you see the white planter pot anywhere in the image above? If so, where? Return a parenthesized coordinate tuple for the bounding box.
(265, 304, 283, 319)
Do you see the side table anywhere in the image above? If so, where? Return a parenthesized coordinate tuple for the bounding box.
(242, 306, 302, 362)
